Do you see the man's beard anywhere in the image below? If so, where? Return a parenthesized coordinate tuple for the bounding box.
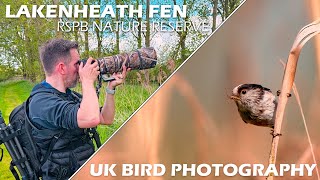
(65, 74, 79, 88)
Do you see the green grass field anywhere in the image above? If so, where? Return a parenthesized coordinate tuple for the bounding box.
(0, 80, 157, 179)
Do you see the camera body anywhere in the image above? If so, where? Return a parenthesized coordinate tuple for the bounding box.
(79, 47, 157, 74)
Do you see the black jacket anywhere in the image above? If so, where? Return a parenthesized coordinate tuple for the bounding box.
(29, 81, 94, 179)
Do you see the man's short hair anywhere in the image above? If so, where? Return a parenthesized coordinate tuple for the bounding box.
(39, 38, 78, 75)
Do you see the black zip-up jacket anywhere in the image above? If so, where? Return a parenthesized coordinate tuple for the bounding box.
(29, 81, 94, 179)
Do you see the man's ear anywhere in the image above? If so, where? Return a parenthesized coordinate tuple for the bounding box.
(56, 62, 67, 75)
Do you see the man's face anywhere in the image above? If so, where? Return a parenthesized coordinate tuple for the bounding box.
(64, 48, 80, 88)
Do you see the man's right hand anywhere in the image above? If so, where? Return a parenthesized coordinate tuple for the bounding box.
(78, 57, 100, 85)
(77, 57, 101, 128)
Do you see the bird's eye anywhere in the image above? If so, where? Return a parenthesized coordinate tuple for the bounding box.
(241, 90, 247, 94)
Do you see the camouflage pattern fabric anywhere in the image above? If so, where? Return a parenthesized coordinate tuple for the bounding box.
(99, 47, 157, 74)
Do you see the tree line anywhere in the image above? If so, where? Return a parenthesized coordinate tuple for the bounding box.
(0, 0, 241, 85)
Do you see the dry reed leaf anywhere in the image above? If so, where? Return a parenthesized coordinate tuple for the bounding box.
(267, 20, 320, 180)
(136, 71, 142, 84)
(167, 59, 175, 73)
(280, 60, 320, 179)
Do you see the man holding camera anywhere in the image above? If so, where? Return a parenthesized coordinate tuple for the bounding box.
(28, 38, 128, 179)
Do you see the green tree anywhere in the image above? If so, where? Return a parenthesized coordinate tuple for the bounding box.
(0, 0, 55, 82)
(218, 0, 241, 20)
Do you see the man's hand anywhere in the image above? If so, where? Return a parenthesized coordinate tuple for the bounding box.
(108, 64, 131, 90)
(100, 64, 130, 125)
(77, 57, 101, 128)
(78, 57, 100, 85)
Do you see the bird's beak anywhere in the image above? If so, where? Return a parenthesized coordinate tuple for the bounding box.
(229, 95, 240, 101)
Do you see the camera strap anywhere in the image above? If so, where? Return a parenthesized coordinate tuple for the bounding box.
(135, 49, 157, 70)
(125, 53, 130, 68)
(136, 50, 143, 70)
(96, 60, 102, 98)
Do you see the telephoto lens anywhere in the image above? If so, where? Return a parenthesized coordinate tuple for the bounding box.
(80, 47, 157, 74)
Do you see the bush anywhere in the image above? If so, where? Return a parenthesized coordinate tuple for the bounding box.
(0, 65, 16, 82)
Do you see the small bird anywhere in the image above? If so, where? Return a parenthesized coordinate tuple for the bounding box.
(230, 84, 277, 128)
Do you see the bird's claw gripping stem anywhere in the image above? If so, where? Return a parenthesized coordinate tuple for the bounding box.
(276, 90, 291, 97)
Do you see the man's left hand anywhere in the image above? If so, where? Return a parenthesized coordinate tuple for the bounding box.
(108, 64, 131, 90)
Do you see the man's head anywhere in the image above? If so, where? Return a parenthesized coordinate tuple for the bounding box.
(39, 38, 80, 88)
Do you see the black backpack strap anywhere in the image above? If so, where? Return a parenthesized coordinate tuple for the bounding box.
(40, 131, 65, 166)
(23, 98, 39, 156)
(70, 91, 101, 148)
(24, 93, 65, 166)
(25, 92, 64, 134)
(28, 90, 101, 152)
